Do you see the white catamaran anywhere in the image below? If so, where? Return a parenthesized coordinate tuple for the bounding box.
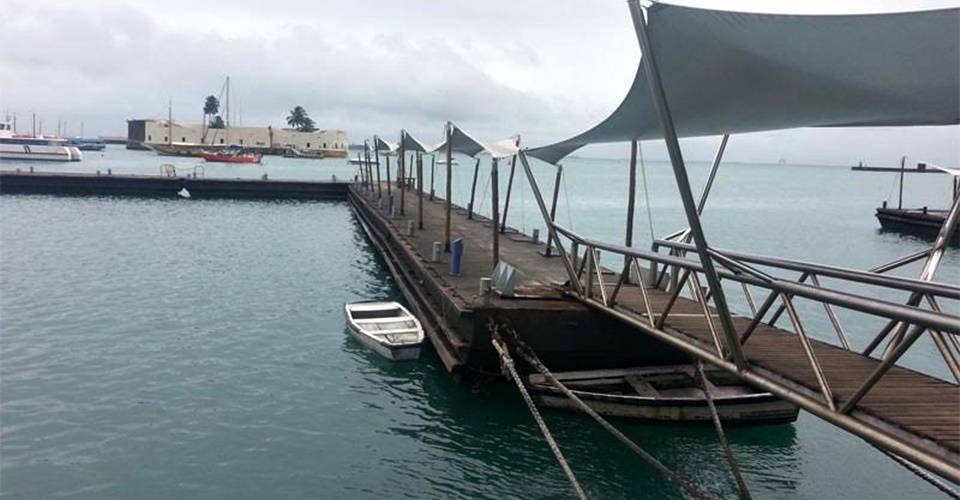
(0, 121, 82, 162)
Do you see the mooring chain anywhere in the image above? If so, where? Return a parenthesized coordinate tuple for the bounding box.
(492, 320, 713, 500)
(490, 330, 588, 500)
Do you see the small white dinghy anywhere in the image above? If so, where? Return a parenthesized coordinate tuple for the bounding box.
(344, 302, 425, 361)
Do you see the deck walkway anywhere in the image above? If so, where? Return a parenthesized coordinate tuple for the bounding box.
(348, 180, 958, 475)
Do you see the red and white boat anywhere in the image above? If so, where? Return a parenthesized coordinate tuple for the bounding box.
(199, 146, 261, 164)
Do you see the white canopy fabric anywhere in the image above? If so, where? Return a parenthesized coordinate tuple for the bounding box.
(400, 131, 430, 153)
(528, 4, 960, 165)
(430, 123, 520, 159)
(375, 137, 398, 153)
(932, 165, 960, 177)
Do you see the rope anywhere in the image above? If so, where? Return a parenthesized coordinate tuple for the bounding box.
(638, 141, 656, 244)
(694, 361, 753, 500)
(496, 322, 713, 500)
(872, 445, 960, 498)
(490, 332, 588, 500)
(476, 170, 492, 215)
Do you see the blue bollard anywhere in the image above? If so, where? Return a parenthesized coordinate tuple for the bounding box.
(450, 238, 464, 276)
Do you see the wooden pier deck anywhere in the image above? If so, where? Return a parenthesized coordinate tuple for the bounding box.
(347, 181, 958, 473)
(347, 182, 688, 374)
(608, 286, 959, 463)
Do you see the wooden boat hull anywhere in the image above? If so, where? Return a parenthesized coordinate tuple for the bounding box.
(200, 152, 261, 164)
(529, 366, 799, 425)
(533, 390, 798, 424)
(346, 323, 422, 361)
(876, 207, 958, 245)
(343, 302, 424, 361)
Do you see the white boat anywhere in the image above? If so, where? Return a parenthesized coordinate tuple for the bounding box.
(0, 121, 82, 162)
(344, 301, 424, 361)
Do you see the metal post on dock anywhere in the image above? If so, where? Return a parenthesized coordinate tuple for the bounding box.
(430, 155, 436, 200)
(417, 152, 424, 230)
(444, 123, 453, 252)
(468, 157, 480, 219)
(501, 137, 520, 233)
(399, 131, 406, 215)
(374, 136, 382, 198)
(385, 154, 392, 198)
(629, 0, 746, 369)
(544, 165, 563, 257)
(492, 157, 500, 267)
(518, 151, 582, 294)
(357, 152, 366, 190)
(625, 140, 638, 274)
(364, 140, 373, 193)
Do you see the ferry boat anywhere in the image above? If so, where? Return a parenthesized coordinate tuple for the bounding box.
(0, 121, 82, 162)
(344, 301, 425, 361)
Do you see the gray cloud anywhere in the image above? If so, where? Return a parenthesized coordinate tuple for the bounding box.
(1, 0, 957, 165)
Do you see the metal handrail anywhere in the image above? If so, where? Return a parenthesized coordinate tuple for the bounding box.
(552, 223, 960, 336)
(654, 239, 960, 299)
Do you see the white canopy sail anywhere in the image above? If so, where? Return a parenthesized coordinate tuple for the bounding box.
(431, 123, 520, 159)
(400, 131, 429, 153)
(375, 136, 398, 153)
(528, 4, 960, 165)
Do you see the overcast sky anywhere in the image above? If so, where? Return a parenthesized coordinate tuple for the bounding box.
(2, 0, 957, 165)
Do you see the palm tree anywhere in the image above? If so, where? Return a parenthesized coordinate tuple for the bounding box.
(203, 95, 220, 117)
(209, 115, 225, 129)
(300, 116, 317, 132)
(286, 106, 316, 132)
(202, 95, 220, 141)
(287, 106, 307, 129)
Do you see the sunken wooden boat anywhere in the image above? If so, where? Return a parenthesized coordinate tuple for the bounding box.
(344, 301, 425, 361)
(528, 364, 799, 424)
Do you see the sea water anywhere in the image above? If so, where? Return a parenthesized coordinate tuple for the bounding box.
(1, 146, 956, 498)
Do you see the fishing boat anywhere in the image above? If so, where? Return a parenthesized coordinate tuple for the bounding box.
(343, 301, 425, 361)
(284, 146, 325, 159)
(200, 145, 261, 164)
(0, 121, 82, 162)
(528, 365, 799, 424)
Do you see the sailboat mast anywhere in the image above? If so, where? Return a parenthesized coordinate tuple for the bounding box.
(225, 76, 230, 144)
(168, 99, 173, 145)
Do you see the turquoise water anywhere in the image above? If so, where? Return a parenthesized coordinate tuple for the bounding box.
(1, 147, 957, 498)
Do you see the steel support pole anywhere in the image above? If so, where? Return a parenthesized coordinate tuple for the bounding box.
(879, 189, 960, 356)
(492, 157, 500, 267)
(417, 152, 424, 230)
(625, 140, 638, 272)
(501, 154, 518, 233)
(385, 155, 392, 198)
(430, 155, 436, 200)
(374, 136, 382, 198)
(519, 152, 582, 294)
(357, 152, 365, 188)
(468, 157, 480, 219)
(544, 165, 563, 257)
(445, 124, 453, 252)
(399, 132, 406, 215)
(628, 1, 746, 369)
